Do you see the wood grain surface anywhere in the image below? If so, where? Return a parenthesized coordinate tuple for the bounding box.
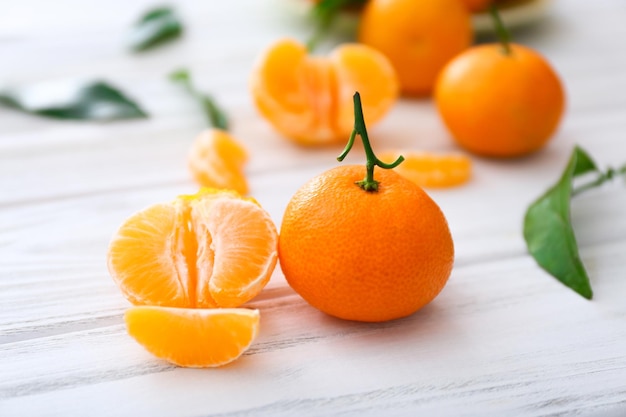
(1, 0, 625, 416)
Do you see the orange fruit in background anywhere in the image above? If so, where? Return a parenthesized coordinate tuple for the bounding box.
(188, 129, 249, 195)
(357, 0, 472, 96)
(107, 188, 278, 308)
(250, 38, 398, 145)
(434, 43, 565, 157)
(125, 306, 260, 367)
(379, 151, 472, 188)
(278, 165, 454, 322)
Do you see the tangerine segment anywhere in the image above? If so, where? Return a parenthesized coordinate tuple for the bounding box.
(331, 44, 399, 137)
(379, 151, 472, 188)
(190, 194, 278, 307)
(188, 129, 249, 195)
(107, 189, 278, 308)
(125, 306, 260, 367)
(108, 202, 193, 307)
(251, 39, 335, 145)
(250, 38, 398, 145)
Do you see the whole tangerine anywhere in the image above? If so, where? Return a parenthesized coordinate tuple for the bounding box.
(357, 0, 472, 96)
(434, 7, 565, 157)
(278, 92, 454, 322)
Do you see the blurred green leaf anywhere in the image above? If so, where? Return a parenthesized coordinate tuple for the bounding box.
(308, 0, 367, 50)
(169, 68, 229, 130)
(129, 6, 182, 52)
(0, 80, 148, 120)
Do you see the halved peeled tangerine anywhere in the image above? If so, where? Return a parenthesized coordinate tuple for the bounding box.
(379, 151, 472, 188)
(107, 188, 278, 308)
(251, 38, 399, 145)
(188, 129, 249, 195)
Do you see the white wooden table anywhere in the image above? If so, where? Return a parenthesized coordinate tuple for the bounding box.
(2, 1, 626, 415)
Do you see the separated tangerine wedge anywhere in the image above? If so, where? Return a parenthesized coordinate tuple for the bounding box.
(379, 151, 472, 188)
(125, 306, 260, 367)
(188, 129, 249, 195)
(107, 188, 278, 308)
(250, 38, 398, 145)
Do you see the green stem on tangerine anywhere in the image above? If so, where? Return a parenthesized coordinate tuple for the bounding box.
(489, 4, 512, 55)
(337, 92, 404, 192)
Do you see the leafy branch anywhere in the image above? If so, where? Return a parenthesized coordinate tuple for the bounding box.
(523, 146, 625, 299)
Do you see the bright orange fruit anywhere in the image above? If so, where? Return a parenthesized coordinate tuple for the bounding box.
(250, 38, 398, 145)
(125, 306, 260, 367)
(435, 43, 565, 157)
(279, 166, 454, 322)
(107, 189, 278, 308)
(379, 151, 472, 188)
(358, 0, 472, 96)
(278, 93, 454, 323)
(188, 129, 249, 195)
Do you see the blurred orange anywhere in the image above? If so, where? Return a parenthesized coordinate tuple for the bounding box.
(188, 129, 249, 195)
(358, 0, 472, 96)
(379, 151, 472, 188)
(435, 43, 565, 157)
(250, 38, 398, 145)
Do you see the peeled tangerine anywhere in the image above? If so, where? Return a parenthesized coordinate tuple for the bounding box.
(107, 189, 278, 367)
(250, 38, 399, 145)
(107, 188, 278, 308)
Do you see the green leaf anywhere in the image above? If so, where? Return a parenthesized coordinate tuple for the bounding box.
(311, 0, 367, 24)
(0, 80, 148, 121)
(307, 0, 367, 51)
(523, 146, 599, 299)
(129, 6, 182, 52)
(169, 69, 229, 130)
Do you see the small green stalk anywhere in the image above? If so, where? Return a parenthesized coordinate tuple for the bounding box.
(169, 69, 229, 130)
(572, 164, 626, 197)
(337, 92, 404, 192)
(489, 4, 512, 55)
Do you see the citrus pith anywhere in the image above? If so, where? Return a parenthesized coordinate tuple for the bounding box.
(107, 188, 278, 308)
